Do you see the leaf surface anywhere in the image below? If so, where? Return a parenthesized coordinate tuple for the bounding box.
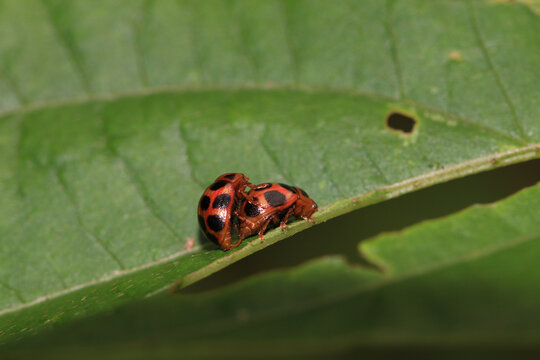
(0, 0, 539, 344)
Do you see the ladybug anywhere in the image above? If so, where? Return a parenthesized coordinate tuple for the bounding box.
(198, 173, 254, 250)
(236, 183, 318, 241)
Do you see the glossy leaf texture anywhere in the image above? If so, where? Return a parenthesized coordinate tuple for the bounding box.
(4, 178, 540, 359)
(0, 0, 539, 345)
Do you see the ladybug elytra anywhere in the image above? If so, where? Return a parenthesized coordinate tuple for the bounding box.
(236, 183, 318, 241)
(197, 173, 254, 250)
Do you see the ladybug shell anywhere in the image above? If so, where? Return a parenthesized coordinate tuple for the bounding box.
(198, 173, 251, 250)
(237, 183, 299, 239)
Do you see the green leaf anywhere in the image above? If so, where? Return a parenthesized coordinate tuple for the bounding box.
(0, 0, 539, 345)
(4, 178, 540, 359)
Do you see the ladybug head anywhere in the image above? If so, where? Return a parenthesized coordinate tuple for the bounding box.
(215, 172, 250, 184)
(294, 187, 318, 218)
(216, 173, 240, 181)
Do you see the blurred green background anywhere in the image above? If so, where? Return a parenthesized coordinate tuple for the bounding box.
(1, 0, 540, 358)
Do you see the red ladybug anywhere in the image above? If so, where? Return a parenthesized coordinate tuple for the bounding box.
(198, 173, 253, 250)
(236, 183, 318, 241)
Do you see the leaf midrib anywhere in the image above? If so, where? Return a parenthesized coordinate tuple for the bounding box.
(0, 83, 528, 146)
(0, 246, 208, 317)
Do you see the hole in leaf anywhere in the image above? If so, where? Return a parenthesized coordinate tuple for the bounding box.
(386, 111, 416, 134)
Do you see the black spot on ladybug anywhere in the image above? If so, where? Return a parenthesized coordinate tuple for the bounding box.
(207, 215, 225, 232)
(245, 201, 261, 217)
(199, 195, 211, 210)
(224, 173, 236, 180)
(264, 190, 286, 207)
(256, 183, 272, 190)
(213, 193, 231, 209)
(209, 180, 228, 190)
(198, 215, 205, 229)
(279, 183, 296, 193)
(206, 233, 219, 245)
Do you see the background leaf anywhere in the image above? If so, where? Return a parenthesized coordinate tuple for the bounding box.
(0, 0, 539, 348)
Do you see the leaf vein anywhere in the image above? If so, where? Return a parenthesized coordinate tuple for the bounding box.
(0, 281, 25, 304)
(15, 116, 26, 198)
(384, 0, 404, 99)
(444, 61, 452, 113)
(259, 126, 294, 184)
(54, 166, 126, 270)
(187, 2, 203, 84)
(1, 73, 29, 105)
(303, 128, 345, 198)
(0, 84, 528, 146)
(177, 121, 206, 189)
(363, 146, 391, 185)
(229, 1, 258, 84)
(468, 1, 528, 141)
(102, 117, 185, 244)
(319, 150, 346, 198)
(133, 0, 150, 88)
(44, 254, 69, 290)
(278, 0, 299, 85)
(39, 0, 92, 94)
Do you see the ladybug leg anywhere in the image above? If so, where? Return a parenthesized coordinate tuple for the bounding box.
(229, 224, 244, 249)
(302, 216, 315, 224)
(233, 221, 241, 236)
(230, 237, 243, 249)
(236, 189, 250, 201)
(240, 191, 260, 205)
(279, 207, 294, 231)
(258, 217, 273, 242)
(235, 213, 247, 222)
(243, 176, 255, 190)
(240, 191, 251, 200)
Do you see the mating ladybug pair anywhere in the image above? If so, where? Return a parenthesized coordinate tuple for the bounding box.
(197, 173, 318, 250)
